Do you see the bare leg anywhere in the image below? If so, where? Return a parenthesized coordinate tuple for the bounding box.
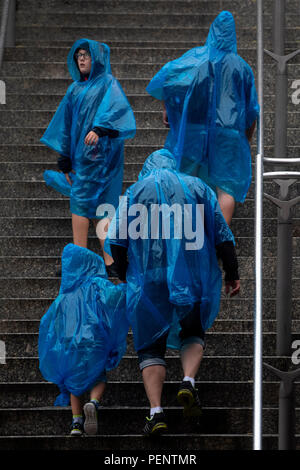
(94, 217, 114, 265)
(217, 189, 235, 226)
(178, 343, 204, 416)
(142, 365, 166, 408)
(90, 382, 106, 401)
(72, 213, 89, 248)
(70, 393, 83, 416)
(180, 343, 204, 378)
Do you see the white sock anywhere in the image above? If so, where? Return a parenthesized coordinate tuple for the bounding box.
(150, 406, 163, 417)
(183, 376, 195, 388)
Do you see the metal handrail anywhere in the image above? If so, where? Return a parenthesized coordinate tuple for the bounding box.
(0, 0, 15, 70)
(253, 0, 264, 451)
(254, 0, 300, 451)
(264, 157, 300, 164)
(264, 171, 300, 179)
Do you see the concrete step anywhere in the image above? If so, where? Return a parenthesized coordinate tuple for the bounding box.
(0, 144, 165, 163)
(2, 182, 300, 206)
(1, 143, 299, 163)
(1, 298, 299, 321)
(14, 25, 300, 45)
(16, 12, 295, 29)
(3, 46, 300, 65)
(3, 93, 300, 115)
(1, 236, 299, 257)
(15, 0, 300, 15)
(3, 76, 300, 99)
(1, 215, 299, 238)
(1, 109, 299, 130)
(0, 356, 295, 382)
(0, 141, 300, 166)
(0, 434, 293, 451)
(0, 162, 143, 181)
(0, 276, 299, 299)
(1, 380, 300, 408)
(1, 126, 299, 146)
(1, 161, 300, 192)
(1, 318, 300, 334)
(2, 331, 300, 358)
(0, 253, 299, 277)
(1, 406, 299, 436)
(1, 197, 300, 218)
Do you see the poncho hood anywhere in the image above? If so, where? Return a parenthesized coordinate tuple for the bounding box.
(205, 11, 237, 53)
(67, 38, 111, 83)
(60, 243, 108, 294)
(138, 149, 177, 180)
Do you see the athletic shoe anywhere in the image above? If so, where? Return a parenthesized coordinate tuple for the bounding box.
(177, 380, 202, 417)
(83, 401, 98, 435)
(70, 420, 84, 436)
(143, 411, 168, 437)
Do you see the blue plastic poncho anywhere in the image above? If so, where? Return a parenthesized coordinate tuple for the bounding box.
(38, 244, 129, 406)
(146, 11, 259, 203)
(105, 149, 235, 351)
(41, 39, 136, 218)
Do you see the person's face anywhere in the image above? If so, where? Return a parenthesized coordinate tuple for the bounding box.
(76, 48, 92, 75)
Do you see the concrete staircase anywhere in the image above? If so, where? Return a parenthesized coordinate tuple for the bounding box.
(0, 0, 299, 450)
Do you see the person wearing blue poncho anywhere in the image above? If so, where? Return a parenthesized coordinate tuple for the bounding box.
(38, 243, 129, 436)
(105, 149, 240, 436)
(146, 11, 259, 225)
(41, 39, 136, 270)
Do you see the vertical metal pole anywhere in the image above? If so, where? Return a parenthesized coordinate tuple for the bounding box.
(276, 186, 293, 356)
(5, 0, 16, 47)
(272, 0, 293, 356)
(253, 0, 264, 451)
(273, 0, 287, 163)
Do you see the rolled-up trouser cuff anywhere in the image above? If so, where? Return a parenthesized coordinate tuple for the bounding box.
(139, 358, 167, 371)
(181, 336, 206, 352)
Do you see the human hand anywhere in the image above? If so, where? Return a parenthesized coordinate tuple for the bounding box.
(85, 131, 99, 146)
(163, 109, 170, 128)
(64, 170, 75, 186)
(225, 280, 240, 297)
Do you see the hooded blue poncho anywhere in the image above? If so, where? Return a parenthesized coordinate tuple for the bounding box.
(146, 11, 259, 203)
(105, 149, 235, 352)
(38, 244, 129, 405)
(41, 39, 136, 218)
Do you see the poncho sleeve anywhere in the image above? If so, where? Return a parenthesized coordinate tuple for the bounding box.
(146, 62, 170, 100)
(92, 77, 136, 139)
(245, 66, 260, 130)
(40, 87, 73, 157)
(104, 189, 130, 256)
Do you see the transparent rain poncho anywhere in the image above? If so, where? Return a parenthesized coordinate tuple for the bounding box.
(146, 12, 259, 202)
(38, 244, 129, 406)
(105, 149, 235, 351)
(41, 39, 136, 218)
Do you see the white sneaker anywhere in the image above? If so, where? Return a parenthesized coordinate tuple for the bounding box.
(83, 402, 98, 435)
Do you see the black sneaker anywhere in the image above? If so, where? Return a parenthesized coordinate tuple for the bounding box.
(143, 412, 168, 437)
(83, 401, 98, 435)
(177, 380, 202, 417)
(70, 420, 84, 436)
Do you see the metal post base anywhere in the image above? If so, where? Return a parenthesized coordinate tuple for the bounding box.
(264, 363, 300, 449)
